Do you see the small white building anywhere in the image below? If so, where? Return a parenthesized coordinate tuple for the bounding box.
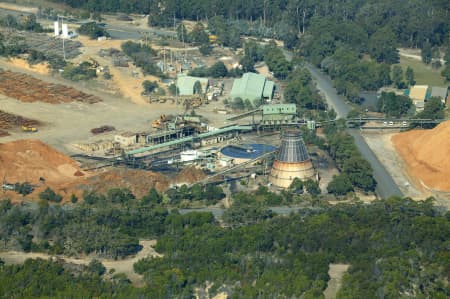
(219, 157, 234, 167)
(114, 132, 137, 147)
(180, 150, 205, 162)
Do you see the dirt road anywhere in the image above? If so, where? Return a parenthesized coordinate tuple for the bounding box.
(323, 263, 350, 299)
(0, 240, 161, 287)
(398, 48, 446, 64)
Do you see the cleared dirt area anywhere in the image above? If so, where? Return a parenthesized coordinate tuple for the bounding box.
(0, 70, 101, 104)
(0, 2, 38, 13)
(0, 239, 161, 287)
(363, 131, 427, 199)
(323, 263, 350, 299)
(174, 166, 207, 185)
(7, 58, 50, 75)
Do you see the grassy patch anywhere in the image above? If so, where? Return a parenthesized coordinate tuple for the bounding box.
(397, 56, 446, 87)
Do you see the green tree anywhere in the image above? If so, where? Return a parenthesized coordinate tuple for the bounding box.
(78, 22, 108, 39)
(142, 80, 158, 94)
(39, 187, 62, 203)
(368, 27, 399, 64)
(239, 55, 255, 72)
(70, 194, 78, 203)
(392, 65, 404, 88)
(415, 97, 445, 128)
(244, 99, 253, 111)
(231, 97, 245, 110)
(405, 66, 415, 85)
(168, 83, 179, 95)
(289, 177, 304, 194)
(193, 80, 202, 94)
(88, 259, 106, 276)
(208, 61, 228, 78)
(199, 45, 212, 56)
(176, 23, 188, 42)
(107, 188, 135, 204)
(304, 179, 320, 196)
(377, 92, 412, 117)
(189, 23, 209, 45)
(343, 157, 376, 192)
(441, 65, 450, 82)
(327, 174, 353, 195)
(421, 42, 432, 64)
(14, 182, 33, 196)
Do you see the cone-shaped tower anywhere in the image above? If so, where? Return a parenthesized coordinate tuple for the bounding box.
(269, 130, 315, 188)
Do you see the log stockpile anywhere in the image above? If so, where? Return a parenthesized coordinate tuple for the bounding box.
(0, 110, 41, 135)
(0, 70, 102, 104)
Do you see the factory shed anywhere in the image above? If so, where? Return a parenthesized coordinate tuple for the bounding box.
(176, 75, 209, 95)
(230, 72, 274, 101)
(407, 85, 429, 110)
(114, 132, 137, 147)
(261, 104, 297, 125)
(430, 86, 448, 104)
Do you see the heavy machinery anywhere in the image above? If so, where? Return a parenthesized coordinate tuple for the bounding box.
(22, 125, 38, 133)
(152, 114, 167, 129)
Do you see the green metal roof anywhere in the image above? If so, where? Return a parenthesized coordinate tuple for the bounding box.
(230, 72, 274, 100)
(126, 136, 194, 156)
(126, 125, 254, 156)
(263, 80, 274, 99)
(197, 125, 253, 139)
(262, 104, 297, 115)
(176, 75, 209, 95)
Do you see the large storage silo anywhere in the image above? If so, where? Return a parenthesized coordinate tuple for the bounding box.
(269, 130, 315, 188)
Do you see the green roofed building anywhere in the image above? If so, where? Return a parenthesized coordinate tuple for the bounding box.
(261, 104, 297, 125)
(230, 72, 275, 101)
(176, 75, 209, 96)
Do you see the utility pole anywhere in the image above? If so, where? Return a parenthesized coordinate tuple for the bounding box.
(58, 15, 67, 60)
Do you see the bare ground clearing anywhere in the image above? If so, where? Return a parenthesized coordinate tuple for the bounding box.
(0, 59, 229, 153)
(0, 240, 161, 287)
(323, 263, 350, 299)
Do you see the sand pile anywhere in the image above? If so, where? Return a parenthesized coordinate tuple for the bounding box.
(82, 168, 169, 198)
(392, 121, 450, 191)
(0, 139, 85, 186)
(174, 166, 207, 185)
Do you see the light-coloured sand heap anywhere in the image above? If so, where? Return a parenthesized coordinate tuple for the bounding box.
(392, 121, 450, 192)
(0, 139, 85, 185)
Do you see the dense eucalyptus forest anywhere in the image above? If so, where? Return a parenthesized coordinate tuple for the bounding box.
(0, 197, 449, 298)
(53, 0, 448, 48)
(50, 0, 450, 101)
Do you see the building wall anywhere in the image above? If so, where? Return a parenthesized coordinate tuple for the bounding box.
(114, 135, 137, 146)
(269, 160, 315, 188)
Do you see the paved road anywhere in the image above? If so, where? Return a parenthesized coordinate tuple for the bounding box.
(304, 63, 403, 199)
(305, 63, 351, 118)
(104, 24, 176, 40)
